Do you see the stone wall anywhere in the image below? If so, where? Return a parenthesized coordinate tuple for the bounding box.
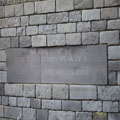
(0, 0, 120, 119)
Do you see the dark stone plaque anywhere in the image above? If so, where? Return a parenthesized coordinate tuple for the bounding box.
(7, 45, 107, 84)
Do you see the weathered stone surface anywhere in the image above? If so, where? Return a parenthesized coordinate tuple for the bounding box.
(5, 5, 14, 17)
(4, 106, 22, 119)
(108, 113, 120, 120)
(30, 15, 46, 25)
(62, 100, 81, 111)
(15, 4, 23, 16)
(24, 2, 34, 15)
(10, 37, 19, 48)
(93, 112, 107, 120)
(0, 63, 7, 71)
(69, 11, 81, 22)
(74, 0, 93, 9)
(92, 20, 106, 31)
(82, 9, 100, 21)
(47, 12, 68, 24)
(49, 111, 75, 120)
(2, 96, 8, 105)
(70, 85, 97, 99)
(77, 22, 90, 32)
(9, 97, 16, 106)
(56, 0, 74, 12)
(100, 31, 119, 45)
(0, 71, 7, 83)
(35, 0, 55, 13)
(76, 112, 92, 120)
(36, 84, 51, 99)
(26, 26, 38, 35)
(108, 19, 120, 30)
(109, 72, 117, 84)
(0, 50, 6, 61)
(32, 35, 46, 47)
(0, 6, 5, 18)
(42, 100, 61, 110)
(17, 27, 25, 36)
(20, 36, 31, 47)
(37, 109, 48, 120)
(21, 16, 28, 26)
(0, 38, 10, 49)
(0, 105, 3, 117)
(82, 32, 99, 44)
(105, 0, 120, 6)
(0, 18, 8, 28)
(47, 34, 65, 46)
(103, 101, 118, 112)
(94, 0, 104, 8)
(57, 23, 76, 33)
(18, 97, 30, 107)
(101, 7, 118, 19)
(66, 33, 81, 45)
(98, 86, 120, 100)
(31, 98, 41, 109)
(0, 84, 4, 95)
(82, 101, 102, 112)
(23, 108, 36, 120)
(52, 85, 68, 99)
(5, 84, 23, 96)
(109, 61, 120, 71)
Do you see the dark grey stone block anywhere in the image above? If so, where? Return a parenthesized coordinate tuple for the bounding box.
(108, 61, 120, 71)
(0, 84, 4, 95)
(37, 109, 48, 120)
(7, 45, 107, 84)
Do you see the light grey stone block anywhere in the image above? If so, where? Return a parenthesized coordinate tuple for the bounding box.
(2, 96, 8, 105)
(101, 7, 118, 19)
(82, 101, 102, 112)
(77, 22, 90, 32)
(66, 33, 81, 45)
(57, 23, 76, 33)
(0, 105, 3, 117)
(0, 71, 7, 83)
(0, 84, 4, 95)
(21, 16, 28, 26)
(5, 5, 14, 17)
(4, 106, 22, 119)
(37, 109, 48, 120)
(8, 17, 20, 27)
(35, 0, 55, 13)
(53, 85, 68, 99)
(49, 111, 75, 120)
(108, 113, 120, 120)
(105, 0, 120, 6)
(0, 6, 5, 18)
(23, 108, 36, 120)
(56, 0, 74, 12)
(74, 0, 93, 9)
(109, 72, 117, 85)
(15, 4, 23, 16)
(103, 101, 118, 112)
(18, 97, 30, 107)
(100, 31, 119, 45)
(36, 84, 51, 99)
(47, 12, 68, 24)
(31, 98, 41, 109)
(26, 26, 38, 35)
(117, 72, 120, 85)
(94, 0, 104, 8)
(17, 27, 25, 36)
(82, 9, 100, 21)
(32, 35, 46, 47)
(30, 15, 46, 25)
(20, 36, 31, 47)
(42, 100, 61, 110)
(47, 34, 65, 46)
(39, 25, 56, 34)
(76, 112, 92, 120)
(69, 10, 81, 22)
(70, 85, 97, 100)
(92, 20, 106, 31)
(0, 50, 6, 61)
(23, 84, 35, 97)
(0, 38, 10, 50)
(10, 37, 19, 48)
(9, 97, 16, 106)
(24, 2, 34, 15)
(82, 32, 99, 45)
(5, 84, 23, 96)
(98, 86, 120, 100)
(108, 19, 120, 30)
(62, 100, 81, 111)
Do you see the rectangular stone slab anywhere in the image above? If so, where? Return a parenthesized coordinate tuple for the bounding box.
(7, 45, 107, 84)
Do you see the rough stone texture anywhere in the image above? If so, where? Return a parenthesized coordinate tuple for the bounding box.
(17, 27, 25, 36)
(0, 50, 6, 61)
(76, 112, 92, 120)
(82, 101, 102, 112)
(18, 97, 30, 107)
(101, 7, 118, 19)
(37, 109, 48, 120)
(24, 2, 34, 15)
(109, 61, 120, 71)
(23, 84, 35, 97)
(0, 63, 7, 71)
(5, 84, 23, 96)
(57, 23, 76, 33)
(109, 72, 117, 85)
(49, 111, 75, 120)
(4, 106, 22, 119)
(108, 113, 120, 120)
(82, 9, 100, 21)
(108, 19, 120, 30)
(103, 101, 118, 112)
(20, 36, 31, 47)
(35, 0, 55, 13)
(0, 6, 5, 18)
(36, 84, 51, 99)
(2, 96, 8, 105)
(69, 11, 81, 22)
(62, 100, 81, 111)
(9, 97, 16, 106)
(0, 105, 3, 117)
(5, 5, 14, 17)
(21, 16, 28, 26)
(74, 0, 93, 9)
(8, 17, 20, 27)
(30, 15, 46, 25)
(70, 85, 97, 99)
(56, 0, 74, 12)
(42, 100, 61, 110)
(32, 35, 46, 47)
(23, 108, 36, 120)
(82, 32, 99, 45)
(77, 22, 90, 32)
(47, 34, 65, 46)
(94, 0, 104, 8)
(66, 33, 81, 45)
(47, 12, 68, 24)
(0, 38, 10, 50)
(93, 112, 107, 120)
(52, 85, 68, 99)
(30, 98, 41, 109)
(100, 31, 119, 45)
(10, 37, 19, 48)
(26, 26, 38, 35)
(15, 4, 23, 16)
(92, 20, 106, 31)
(0, 71, 7, 83)
(105, 0, 120, 6)
(117, 72, 120, 85)
(98, 86, 120, 100)
(0, 84, 4, 95)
